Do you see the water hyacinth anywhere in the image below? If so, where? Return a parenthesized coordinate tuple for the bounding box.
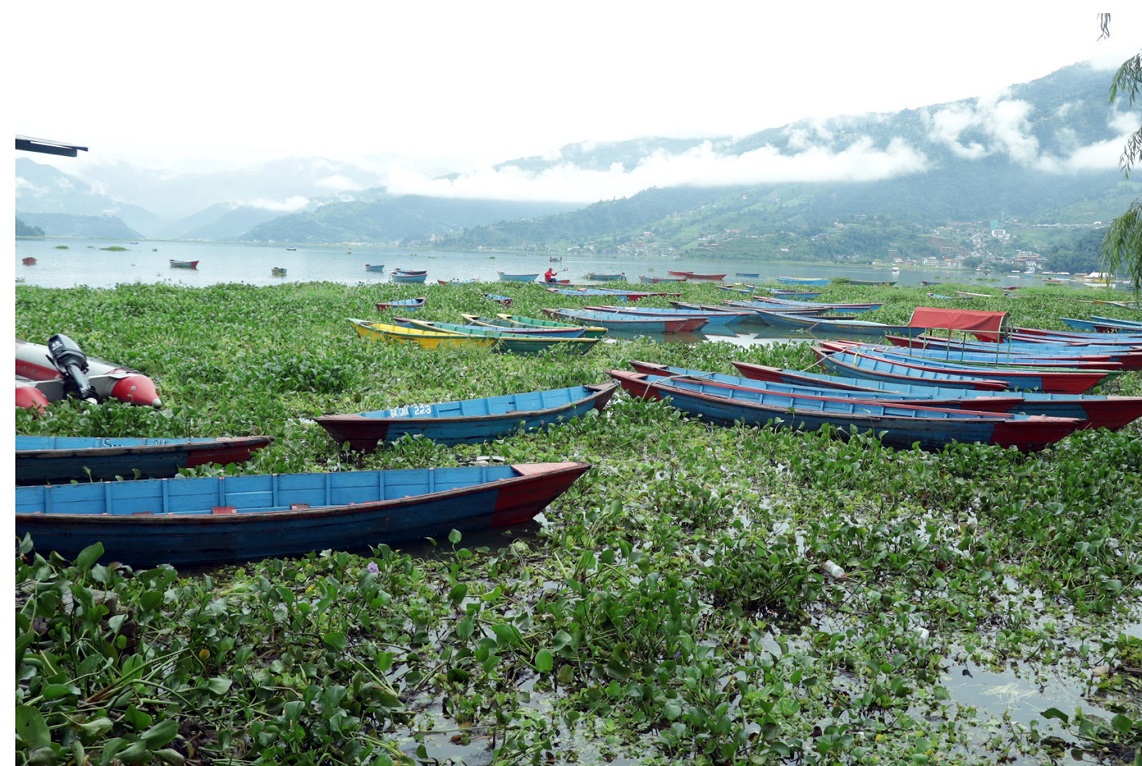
(14, 279, 1142, 765)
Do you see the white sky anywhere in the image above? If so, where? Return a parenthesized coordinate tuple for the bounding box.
(8, 2, 1142, 208)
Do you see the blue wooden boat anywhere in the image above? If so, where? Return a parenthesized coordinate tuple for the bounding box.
(376, 296, 426, 312)
(15, 462, 591, 567)
(607, 370, 1080, 453)
(817, 346, 1117, 394)
(365, 264, 385, 273)
(776, 276, 830, 287)
(485, 293, 513, 307)
(391, 269, 428, 284)
(880, 336, 1141, 370)
(750, 296, 883, 313)
(734, 272, 760, 278)
(639, 275, 686, 284)
(814, 349, 1010, 391)
(583, 305, 744, 335)
(497, 272, 539, 283)
(752, 309, 927, 338)
(1063, 315, 1142, 332)
(317, 382, 618, 449)
(585, 272, 626, 281)
(730, 361, 1142, 432)
(460, 315, 587, 337)
(626, 361, 1020, 413)
(15, 435, 273, 485)
(543, 308, 707, 334)
(749, 310, 927, 337)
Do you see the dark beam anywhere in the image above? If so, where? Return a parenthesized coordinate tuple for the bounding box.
(15, 136, 89, 157)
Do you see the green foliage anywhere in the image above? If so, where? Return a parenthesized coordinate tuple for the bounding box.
(14, 280, 1142, 764)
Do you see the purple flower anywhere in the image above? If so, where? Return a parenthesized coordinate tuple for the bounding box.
(366, 561, 379, 574)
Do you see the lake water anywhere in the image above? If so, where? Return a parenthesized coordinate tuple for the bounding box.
(13, 237, 1042, 291)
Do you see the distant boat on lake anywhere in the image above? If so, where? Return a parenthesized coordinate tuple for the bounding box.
(170, 259, 198, 269)
(365, 264, 385, 273)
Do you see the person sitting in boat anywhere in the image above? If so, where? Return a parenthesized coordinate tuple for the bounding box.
(544, 267, 557, 283)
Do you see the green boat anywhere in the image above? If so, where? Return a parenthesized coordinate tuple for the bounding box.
(494, 313, 609, 339)
(394, 318, 599, 355)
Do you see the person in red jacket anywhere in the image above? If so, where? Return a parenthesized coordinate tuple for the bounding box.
(544, 267, 557, 283)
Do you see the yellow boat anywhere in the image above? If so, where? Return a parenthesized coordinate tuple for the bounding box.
(349, 319, 496, 350)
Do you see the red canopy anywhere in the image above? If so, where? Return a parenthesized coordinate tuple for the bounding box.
(908, 307, 1010, 341)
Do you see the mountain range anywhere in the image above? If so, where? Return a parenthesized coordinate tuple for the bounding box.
(15, 63, 1141, 262)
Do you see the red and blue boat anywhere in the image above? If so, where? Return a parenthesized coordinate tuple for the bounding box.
(607, 370, 1080, 453)
(16, 462, 591, 568)
(16, 435, 272, 485)
(731, 361, 1142, 432)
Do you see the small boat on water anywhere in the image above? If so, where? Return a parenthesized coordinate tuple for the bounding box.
(16, 462, 591, 567)
(497, 272, 539, 283)
(271, 267, 287, 277)
(170, 259, 199, 269)
(16, 336, 162, 410)
(376, 296, 426, 312)
(750, 310, 928, 338)
(22, 257, 37, 266)
(543, 308, 707, 334)
(776, 276, 830, 287)
(639, 275, 687, 284)
(734, 272, 760, 278)
(585, 272, 626, 281)
(16, 435, 273, 485)
(391, 269, 428, 284)
(668, 271, 727, 281)
(584, 305, 745, 335)
(607, 370, 1080, 453)
(285, 247, 298, 252)
(365, 264, 385, 273)
(316, 382, 618, 449)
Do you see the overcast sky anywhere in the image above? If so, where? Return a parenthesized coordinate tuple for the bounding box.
(11, 2, 1142, 203)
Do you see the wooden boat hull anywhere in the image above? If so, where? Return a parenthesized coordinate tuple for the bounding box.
(608, 371, 1079, 453)
(365, 264, 385, 272)
(544, 308, 707, 334)
(753, 310, 926, 337)
(585, 305, 744, 334)
(376, 297, 427, 312)
(826, 347, 1116, 394)
(461, 315, 587, 337)
(730, 361, 1142, 431)
(169, 260, 199, 269)
(396, 319, 599, 355)
(390, 273, 428, 284)
(350, 319, 497, 350)
(16, 462, 591, 567)
(16, 435, 273, 485)
(16, 339, 162, 408)
(497, 273, 539, 282)
(316, 382, 617, 449)
(626, 361, 1019, 412)
(585, 273, 626, 281)
(496, 314, 607, 339)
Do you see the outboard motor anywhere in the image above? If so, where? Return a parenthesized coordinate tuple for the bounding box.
(47, 334, 98, 402)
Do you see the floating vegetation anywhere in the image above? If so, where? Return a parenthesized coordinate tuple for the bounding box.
(14, 280, 1142, 765)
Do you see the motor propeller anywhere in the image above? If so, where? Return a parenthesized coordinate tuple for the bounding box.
(47, 334, 98, 402)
